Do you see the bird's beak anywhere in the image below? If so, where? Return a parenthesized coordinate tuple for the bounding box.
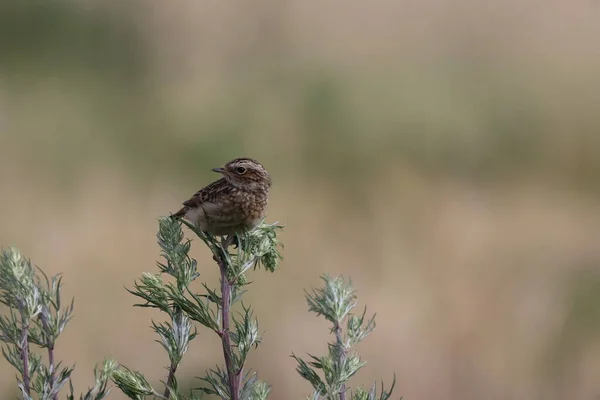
(212, 167, 225, 174)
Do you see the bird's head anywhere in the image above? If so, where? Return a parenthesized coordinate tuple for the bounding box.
(212, 158, 272, 190)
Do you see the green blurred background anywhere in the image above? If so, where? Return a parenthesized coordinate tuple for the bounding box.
(1, 1, 600, 399)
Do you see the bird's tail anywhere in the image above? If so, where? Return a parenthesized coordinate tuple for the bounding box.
(170, 207, 187, 219)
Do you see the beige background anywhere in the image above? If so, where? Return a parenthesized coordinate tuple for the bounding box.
(1, 1, 600, 399)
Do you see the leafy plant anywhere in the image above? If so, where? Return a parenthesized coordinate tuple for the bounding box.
(0, 247, 116, 400)
(112, 216, 283, 400)
(293, 275, 397, 400)
(0, 219, 401, 400)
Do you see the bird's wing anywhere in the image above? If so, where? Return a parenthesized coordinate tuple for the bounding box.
(172, 178, 232, 218)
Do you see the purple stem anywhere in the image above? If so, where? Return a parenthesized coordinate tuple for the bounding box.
(48, 345, 57, 400)
(334, 321, 347, 400)
(40, 313, 58, 400)
(20, 322, 31, 396)
(163, 360, 178, 398)
(215, 244, 240, 400)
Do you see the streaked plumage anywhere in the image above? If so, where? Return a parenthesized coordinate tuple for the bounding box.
(172, 158, 271, 236)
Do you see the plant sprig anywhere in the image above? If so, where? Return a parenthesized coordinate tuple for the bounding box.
(116, 216, 283, 400)
(0, 247, 115, 400)
(293, 275, 399, 400)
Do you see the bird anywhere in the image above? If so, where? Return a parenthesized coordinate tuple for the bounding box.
(171, 158, 272, 239)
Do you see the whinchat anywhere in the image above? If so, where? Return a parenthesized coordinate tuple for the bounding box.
(171, 158, 271, 236)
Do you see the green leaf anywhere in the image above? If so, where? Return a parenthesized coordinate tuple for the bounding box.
(111, 366, 154, 400)
(127, 272, 172, 314)
(152, 311, 196, 364)
(347, 307, 376, 347)
(306, 275, 357, 325)
(292, 354, 327, 395)
(231, 303, 262, 366)
(196, 366, 231, 399)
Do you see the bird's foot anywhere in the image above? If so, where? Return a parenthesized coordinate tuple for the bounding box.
(222, 234, 242, 249)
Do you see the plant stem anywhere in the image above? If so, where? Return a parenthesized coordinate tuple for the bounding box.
(215, 243, 240, 400)
(162, 359, 178, 398)
(334, 321, 346, 400)
(48, 345, 57, 400)
(40, 313, 58, 400)
(20, 320, 31, 396)
(152, 390, 170, 400)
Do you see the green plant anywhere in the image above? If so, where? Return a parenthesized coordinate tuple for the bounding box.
(112, 216, 283, 400)
(0, 247, 116, 400)
(0, 218, 400, 399)
(293, 275, 397, 400)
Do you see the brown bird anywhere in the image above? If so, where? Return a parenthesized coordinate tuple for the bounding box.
(171, 158, 271, 237)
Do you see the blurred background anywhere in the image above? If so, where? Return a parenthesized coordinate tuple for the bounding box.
(1, 0, 600, 399)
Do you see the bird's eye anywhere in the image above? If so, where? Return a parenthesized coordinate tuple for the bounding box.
(236, 166, 247, 174)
